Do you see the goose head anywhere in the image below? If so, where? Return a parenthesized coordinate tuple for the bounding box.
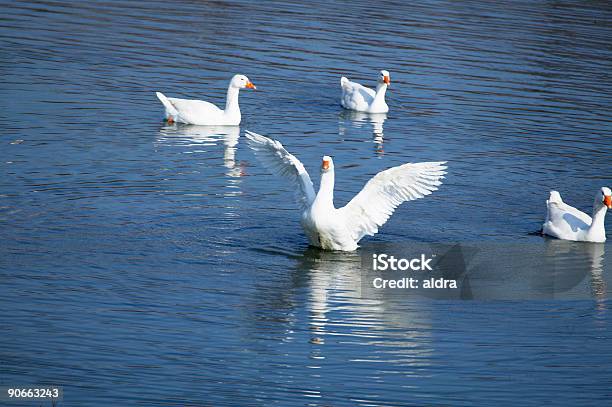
(597, 187, 612, 209)
(231, 74, 256, 90)
(378, 70, 391, 86)
(321, 156, 334, 173)
(318, 156, 336, 198)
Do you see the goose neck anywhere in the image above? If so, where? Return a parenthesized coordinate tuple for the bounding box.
(225, 85, 240, 113)
(374, 83, 388, 103)
(315, 170, 335, 208)
(590, 204, 608, 231)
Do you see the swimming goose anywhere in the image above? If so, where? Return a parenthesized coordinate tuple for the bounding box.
(543, 187, 611, 242)
(156, 74, 255, 125)
(340, 70, 390, 113)
(245, 130, 447, 251)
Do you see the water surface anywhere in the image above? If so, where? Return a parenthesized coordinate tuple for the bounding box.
(1, 0, 612, 405)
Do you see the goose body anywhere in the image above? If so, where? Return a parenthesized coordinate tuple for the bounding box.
(156, 74, 255, 125)
(543, 188, 611, 242)
(245, 131, 447, 251)
(341, 70, 390, 113)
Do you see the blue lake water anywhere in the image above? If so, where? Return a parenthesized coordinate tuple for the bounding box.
(1, 0, 612, 405)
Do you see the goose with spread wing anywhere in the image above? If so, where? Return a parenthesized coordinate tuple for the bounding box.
(543, 187, 611, 242)
(156, 74, 256, 125)
(340, 70, 390, 113)
(245, 130, 447, 251)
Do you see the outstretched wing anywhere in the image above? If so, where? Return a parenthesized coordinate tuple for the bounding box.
(245, 130, 316, 212)
(339, 161, 447, 241)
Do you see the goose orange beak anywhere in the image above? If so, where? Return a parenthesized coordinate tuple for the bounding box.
(245, 81, 256, 89)
(383, 75, 390, 85)
(604, 195, 612, 209)
(322, 159, 330, 170)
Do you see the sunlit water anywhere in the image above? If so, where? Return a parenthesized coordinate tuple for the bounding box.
(1, 1, 611, 405)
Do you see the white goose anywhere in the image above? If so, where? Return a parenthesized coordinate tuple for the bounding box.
(543, 187, 611, 242)
(156, 74, 256, 126)
(245, 131, 447, 251)
(340, 70, 390, 113)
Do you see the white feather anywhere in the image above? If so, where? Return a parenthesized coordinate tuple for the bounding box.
(155, 74, 254, 125)
(542, 189, 610, 242)
(245, 131, 316, 212)
(156, 92, 179, 118)
(340, 71, 389, 113)
(245, 131, 447, 251)
(339, 161, 447, 241)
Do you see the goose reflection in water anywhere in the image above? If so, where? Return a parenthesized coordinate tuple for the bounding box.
(338, 110, 387, 156)
(540, 239, 607, 303)
(156, 124, 243, 179)
(298, 247, 434, 368)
